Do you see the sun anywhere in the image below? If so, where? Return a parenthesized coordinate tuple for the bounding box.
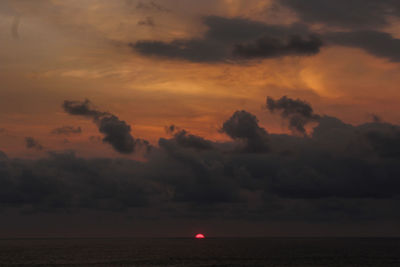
(195, 233, 205, 239)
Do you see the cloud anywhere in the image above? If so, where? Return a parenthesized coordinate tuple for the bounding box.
(131, 16, 322, 62)
(62, 99, 104, 117)
(63, 99, 150, 154)
(202, 15, 299, 43)
(266, 96, 320, 135)
(221, 110, 269, 152)
(133, 39, 227, 62)
(51, 126, 82, 135)
(3, 97, 400, 223)
(271, 1, 400, 62)
(166, 126, 214, 150)
(364, 124, 400, 158)
(0, 151, 163, 212)
(325, 31, 400, 62)
(278, 0, 400, 29)
(25, 137, 43, 151)
(233, 34, 322, 59)
(2, 109, 400, 220)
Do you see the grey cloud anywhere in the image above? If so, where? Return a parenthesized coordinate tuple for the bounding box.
(202, 16, 309, 43)
(278, 0, 400, 29)
(98, 115, 139, 154)
(133, 39, 227, 62)
(0, 151, 162, 212)
(167, 127, 214, 150)
(132, 13, 400, 63)
(267, 96, 320, 135)
(156, 136, 243, 205)
(233, 34, 322, 59)
(221, 110, 269, 152)
(203, 16, 290, 43)
(62, 99, 104, 118)
(363, 124, 400, 158)
(274, 1, 400, 62)
(325, 30, 400, 62)
(63, 99, 150, 154)
(131, 16, 322, 62)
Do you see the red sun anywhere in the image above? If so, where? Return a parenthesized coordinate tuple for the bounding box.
(195, 233, 205, 239)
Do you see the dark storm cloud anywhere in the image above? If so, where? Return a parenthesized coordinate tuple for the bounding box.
(363, 123, 400, 158)
(63, 99, 149, 154)
(131, 16, 322, 62)
(325, 31, 400, 62)
(157, 138, 242, 204)
(221, 110, 269, 152)
(25, 137, 43, 151)
(278, 0, 400, 29)
(0, 151, 163, 212)
(233, 34, 322, 59)
(51, 126, 82, 135)
(3, 97, 400, 221)
(267, 96, 320, 135)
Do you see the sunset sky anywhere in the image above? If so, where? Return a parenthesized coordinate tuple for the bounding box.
(1, 0, 400, 237)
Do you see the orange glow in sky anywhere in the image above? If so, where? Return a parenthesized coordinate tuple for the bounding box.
(1, 0, 400, 159)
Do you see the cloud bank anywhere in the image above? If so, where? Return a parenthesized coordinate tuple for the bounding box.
(1, 96, 400, 223)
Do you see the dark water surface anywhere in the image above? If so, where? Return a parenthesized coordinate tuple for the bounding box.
(0, 238, 399, 266)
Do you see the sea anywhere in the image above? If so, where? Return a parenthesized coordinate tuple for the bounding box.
(0, 237, 399, 266)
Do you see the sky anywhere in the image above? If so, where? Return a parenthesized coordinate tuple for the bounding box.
(1, 0, 400, 237)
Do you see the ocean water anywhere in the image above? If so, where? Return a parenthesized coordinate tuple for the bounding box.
(0, 238, 399, 266)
